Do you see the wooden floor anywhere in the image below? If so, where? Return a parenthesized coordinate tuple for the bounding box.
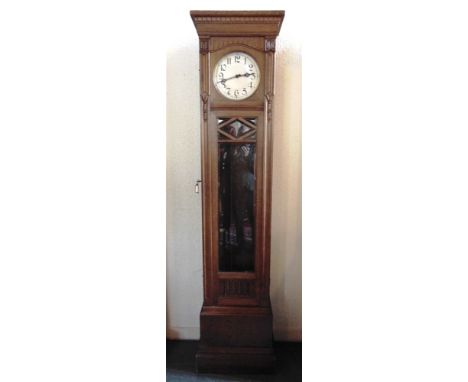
(166, 340, 302, 381)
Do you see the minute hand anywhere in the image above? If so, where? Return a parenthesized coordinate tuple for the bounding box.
(217, 72, 253, 84)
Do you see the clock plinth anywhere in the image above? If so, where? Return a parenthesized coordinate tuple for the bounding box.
(191, 10, 284, 374)
(196, 305, 275, 373)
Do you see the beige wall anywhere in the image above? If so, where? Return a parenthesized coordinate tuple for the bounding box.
(166, 16, 301, 341)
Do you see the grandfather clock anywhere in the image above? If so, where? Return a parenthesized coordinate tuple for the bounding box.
(190, 10, 285, 373)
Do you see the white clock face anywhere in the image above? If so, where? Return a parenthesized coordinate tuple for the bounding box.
(213, 52, 260, 100)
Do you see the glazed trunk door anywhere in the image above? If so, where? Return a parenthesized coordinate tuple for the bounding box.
(208, 110, 265, 306)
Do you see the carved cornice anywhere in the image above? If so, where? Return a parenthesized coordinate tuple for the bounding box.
(193, 16, 281, 24)
(191, 10, 285, 37)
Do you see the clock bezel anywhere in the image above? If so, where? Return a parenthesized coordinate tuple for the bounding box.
(209, 45, 265, 108)
(212, 51, 261, 101)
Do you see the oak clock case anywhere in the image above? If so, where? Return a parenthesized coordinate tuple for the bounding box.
(191, 10, 284, 374)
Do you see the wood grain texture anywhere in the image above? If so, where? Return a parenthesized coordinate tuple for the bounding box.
(192, 10, 284, 374)
(211, 37, 264, 52)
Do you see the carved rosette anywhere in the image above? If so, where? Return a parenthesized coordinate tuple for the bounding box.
(264, 38, 276, 52)
(199, 38, 209, 54)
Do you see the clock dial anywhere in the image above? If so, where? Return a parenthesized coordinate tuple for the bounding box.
(213, 52, 260, 100)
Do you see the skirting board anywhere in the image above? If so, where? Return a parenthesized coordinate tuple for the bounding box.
(167, 326, 301, 342)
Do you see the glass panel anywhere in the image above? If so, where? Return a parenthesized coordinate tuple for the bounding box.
(218, 143, 256, 272)
(218, 132, 256, 141)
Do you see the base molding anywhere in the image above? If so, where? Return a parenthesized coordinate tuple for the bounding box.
(196, 347, 275, 374)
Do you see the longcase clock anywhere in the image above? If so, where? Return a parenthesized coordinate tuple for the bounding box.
(190, 10, 285, 373)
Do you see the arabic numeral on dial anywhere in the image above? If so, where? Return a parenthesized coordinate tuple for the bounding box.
(248, 64, 254, 71)
(220, 64, 227, 71)
(235, 55, 241, 63)
(234, 89, 239, 98)
(249, 82, 253, 88)
(227, 57, 231, 65)
(226, 88, 231, 95)
(242, 88, 247, 95)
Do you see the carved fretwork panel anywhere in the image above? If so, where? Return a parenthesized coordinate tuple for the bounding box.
(220, 279, 256, 298)
(217, 117, 257, 141)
